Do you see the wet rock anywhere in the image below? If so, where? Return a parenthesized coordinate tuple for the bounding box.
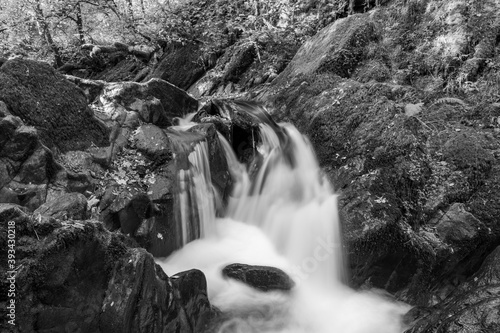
(0, 58, 108, 152)
(263, 65, 499, 308)
(222, 263, 295, 292)
(188, 42, 256, 98)
(267, 43, 500, 303)
(195, 99, 261, 164)
(2, 213, 213, 333)
(101, 188, 156, 237)
(100, 248, 186, 333)
(0, 112, 93, 211)
(117, 193, 156, 235)
(274, 14, 379, 85)
(99, 78, 198, 127)
(167, 122, 232, 201)
(171, 269, 214, 332)
(0, 117, 56, 211)
(405, 246, 500, 333)
(136, 164, 177, 257)
(34, 192, 88, 220)
(135, 212, 177, 258)
(132, 124, 172, 162)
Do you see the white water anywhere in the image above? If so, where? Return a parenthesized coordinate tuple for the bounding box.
(158, 119, 409, 332)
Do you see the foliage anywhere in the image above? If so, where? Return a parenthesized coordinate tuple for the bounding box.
(0, 0, 353, 66)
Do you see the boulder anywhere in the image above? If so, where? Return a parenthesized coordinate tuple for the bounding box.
(434, 203, 485, 244)
(101, 188, 155, 235)
(136, 163, 177, 257)
(100, 248, 185, 333)
(274, 13, 379, 85)
(194, 99, 262, 164)
(0, 111, 94, 211)
(132, 124, 172, 162)
(188, 42, 256, 98)
(0, 114, 56, 210)
(34, 192, 88, 220)
(222, 263, 295, 292)
(260, 8, 500, 304)
(93, 56, 148, 82)
(1, 208, 213, 333)
(171, 269, 214, 332)
(405, 246, 500, 333)
(145, 42, 208, 90)
(0, 58, 108, 152)
(99, 78, 198, 127)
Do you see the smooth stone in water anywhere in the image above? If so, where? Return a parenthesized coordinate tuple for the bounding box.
(222, 263, 295, 292)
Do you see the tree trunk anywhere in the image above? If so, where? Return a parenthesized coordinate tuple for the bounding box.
(76, 2, 85, 45)
(253, 0, 259, 16)
(126, 0, 134, 19)
(32, 0, 62, 66)
(139, 0, 145, 16)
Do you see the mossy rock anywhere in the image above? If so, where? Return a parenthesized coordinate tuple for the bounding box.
(0, 59, 108, 152)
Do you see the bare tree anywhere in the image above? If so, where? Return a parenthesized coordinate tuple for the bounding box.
(31, 0, 62, 66)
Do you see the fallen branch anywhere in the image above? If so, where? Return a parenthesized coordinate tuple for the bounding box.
(65, 75, 107, 102)
(57, 63, 87, 73)
(82, 42, 154, 61)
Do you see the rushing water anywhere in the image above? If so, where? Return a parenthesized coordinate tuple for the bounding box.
(157, 103, 409, 332)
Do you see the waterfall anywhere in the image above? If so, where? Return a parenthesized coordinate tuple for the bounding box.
(158, 101, 409, 333)
(177, 140, 216, 244)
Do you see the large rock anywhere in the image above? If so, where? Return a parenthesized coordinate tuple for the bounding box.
(0, 58, 108, 152)
(167, 122, 232, 201)
(222, 263, 295, 292)
(194, 99, 263, 164)
(100, 187, 154, 235)
(0, 114, 55, 210)
(262, 10, 500, 306)
(405, 246, 500, 333)
(434, 203, 485, 244)
(145, 42, 208, 90)
(99, 78, 198, 127)
(136, 162, 177, 257)
(132, 124, 172, 162)
(0, 112, 93, 211)
(171, 269, 214, 332)
(0, 204, 214, 333)
(34, 192, 88, 220)
(274, 13, 379, 85)
(188, 42, 256, 98)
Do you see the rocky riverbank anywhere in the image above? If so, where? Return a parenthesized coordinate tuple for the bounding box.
(1, 0, 500, 331)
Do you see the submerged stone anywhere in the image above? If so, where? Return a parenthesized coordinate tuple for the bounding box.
(222, 263, 295, 292)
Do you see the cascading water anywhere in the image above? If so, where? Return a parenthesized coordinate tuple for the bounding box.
(179, 140, 216, 242)
(158, 102, 409, 333)
(168, 118, 218, 247)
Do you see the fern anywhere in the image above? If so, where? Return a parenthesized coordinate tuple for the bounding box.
(431, 97, 468, 108)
